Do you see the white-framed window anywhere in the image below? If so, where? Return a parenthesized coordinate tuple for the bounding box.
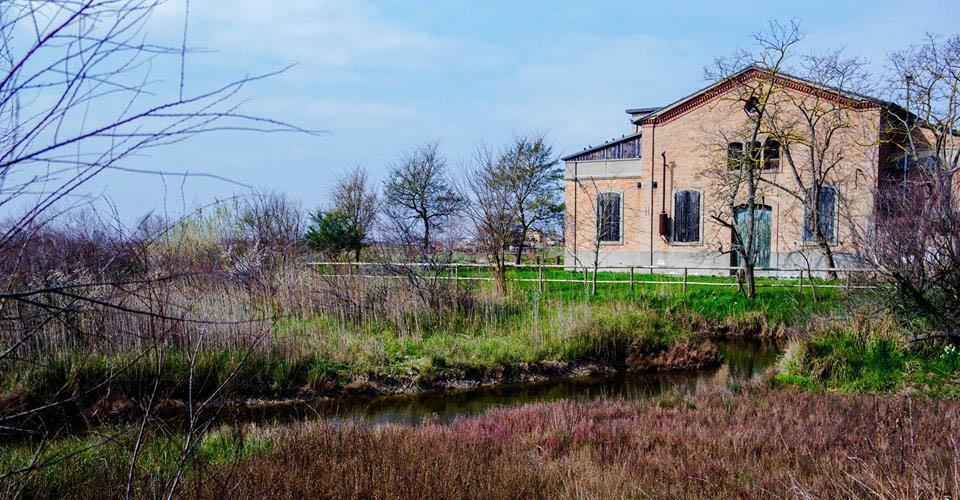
(673, 189, 702, 243)
(596, 192, 622, 243)
(803, 186, 837, 243)
(728, 139, 780, 170)
(727, 142, 743, 170)
(763, 139, 781, 170)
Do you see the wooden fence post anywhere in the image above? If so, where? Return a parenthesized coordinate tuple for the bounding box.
(454, 264, 459, 285)
(630, 267, 635, 291)
(798, 269, 803, 293)
(845, 270, 851, 293)
(683, 267, 688, 294)
(583, 267, 588, 294)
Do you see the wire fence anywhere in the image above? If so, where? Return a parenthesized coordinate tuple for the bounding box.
(306, 261, 881, 294)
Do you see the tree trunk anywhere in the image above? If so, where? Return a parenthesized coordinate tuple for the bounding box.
(744, 264, 756, 299)
(494, 266, 507, 295)
(514, 241, 524, 265)
(492, 256, 507, 295)
(422, 218, 431, 251)
(818, 237, 838, 280)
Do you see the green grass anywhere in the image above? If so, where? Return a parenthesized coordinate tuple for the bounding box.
(268, 299, 703, 379)
(0, 267, 840, 431)
(453, 266, 840, 324)
(0, 424, 273, 499)
(0, 300, 711, 414)
(777, 319, 960, 396)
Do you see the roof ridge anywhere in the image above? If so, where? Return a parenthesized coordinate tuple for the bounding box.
(635, 66, 883, 126)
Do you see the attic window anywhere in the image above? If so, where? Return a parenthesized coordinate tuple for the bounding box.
(744, 96, 760, 114)
(763, 139, 780, 170)
(727, 142, 743, 170)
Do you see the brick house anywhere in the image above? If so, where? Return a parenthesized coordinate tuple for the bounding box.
(562, 66, 916, 275)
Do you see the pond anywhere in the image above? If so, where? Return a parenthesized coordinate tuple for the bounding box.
(228, 339, 782, 428)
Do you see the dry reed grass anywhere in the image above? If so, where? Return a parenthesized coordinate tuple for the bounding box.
(186, 380, 960, 499)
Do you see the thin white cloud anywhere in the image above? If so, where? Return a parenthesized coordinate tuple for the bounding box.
(153, 0, 448, 70)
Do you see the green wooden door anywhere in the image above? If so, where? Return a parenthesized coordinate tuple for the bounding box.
(732, 205, 772, 269)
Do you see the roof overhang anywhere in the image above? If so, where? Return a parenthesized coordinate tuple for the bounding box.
(561, 132, 642, 162)
(633, 66, 884, 127)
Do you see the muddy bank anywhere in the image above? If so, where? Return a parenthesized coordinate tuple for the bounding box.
(681, 311, 785, 338)
(329, 339, 721, 396)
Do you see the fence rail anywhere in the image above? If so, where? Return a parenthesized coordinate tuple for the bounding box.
(306, 261, 880, 292)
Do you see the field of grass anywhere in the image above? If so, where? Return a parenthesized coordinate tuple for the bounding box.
(8, 381, 956, 499)
(361, 264, 843, 324)
(4, 258, 952, 499)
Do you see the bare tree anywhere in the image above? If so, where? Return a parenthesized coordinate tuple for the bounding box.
(853, 33, 960, 342)
(383, 142, 465, 251)
(704, 21, 804, 298)
(499, 133, 563, 264)
(462, 145, 516, 294)
(755, 50, 875, 279)
(331, 166, 379, 261)
(885, 33, 960, 187)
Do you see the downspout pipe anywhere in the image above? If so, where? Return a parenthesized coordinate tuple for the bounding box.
(658, 151, 670, 240)
(661, 151, 667, 210)
(648, 124, 656, 268)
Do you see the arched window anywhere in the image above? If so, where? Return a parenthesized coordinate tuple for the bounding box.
(727, 142, 743, 170)
(763, 139, 780, 170)
(673, 190, 701, 243)
(596, 192, 621, 243)
(803, 186, 837, 243)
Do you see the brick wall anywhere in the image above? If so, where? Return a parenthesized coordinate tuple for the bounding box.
(564, 83, 882, 274)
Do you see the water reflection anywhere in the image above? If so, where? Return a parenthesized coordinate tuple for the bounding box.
(230, 339, 782, 427)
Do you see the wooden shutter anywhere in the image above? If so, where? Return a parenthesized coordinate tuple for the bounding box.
(673, 190, 700, 243)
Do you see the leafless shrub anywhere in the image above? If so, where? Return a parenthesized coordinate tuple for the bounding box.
(850, 33, 960, 341)
(0, 0, 311, 494)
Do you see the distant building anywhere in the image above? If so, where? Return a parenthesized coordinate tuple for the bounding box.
(563, 66, 925, 275)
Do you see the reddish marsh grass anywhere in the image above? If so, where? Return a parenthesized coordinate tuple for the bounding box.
(190, 382, 960, 499)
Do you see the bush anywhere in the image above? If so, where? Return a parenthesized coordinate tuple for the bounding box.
(778, 315, 960, 395)
(305, 209, 365, 260)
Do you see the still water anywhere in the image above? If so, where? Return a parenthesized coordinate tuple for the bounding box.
(228, 339, 782, 427)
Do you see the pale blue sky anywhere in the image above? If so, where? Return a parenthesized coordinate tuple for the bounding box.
(69, 0, 960, 222)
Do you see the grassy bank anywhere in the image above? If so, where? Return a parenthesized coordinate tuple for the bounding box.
(777, 317, 960, 397)
(0, 264, 840, 433)
(8, 382, 957, 499)
(0, 299, 721, 431)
